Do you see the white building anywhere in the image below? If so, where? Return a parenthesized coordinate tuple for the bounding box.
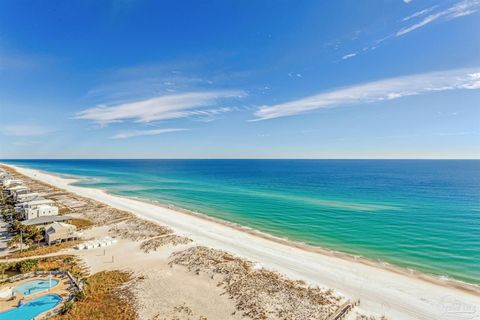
(15, 199, 57, 219)
(25, 204, 59, 220)
(3, 178, 23, 188)
(12, 188, 31, 200)
(7, 185, 29, 198)
(19, 199, 55, 209)
(16, 192, 40, 203)
(15, 198, 51, 212)
(0, 171, 9, 181)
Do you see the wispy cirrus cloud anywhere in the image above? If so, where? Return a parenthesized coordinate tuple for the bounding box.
(85, 74, 209, 103)
(340, 0, 478, 60)
(111, 128, 189, 139)
(397, 0, 480, 36)
(342, 53, 357, 60)
(253, 68, 480, 121)
(402, 6, 437, 22)
(76, 91, 245, 125)
(0, 124, 56, 137)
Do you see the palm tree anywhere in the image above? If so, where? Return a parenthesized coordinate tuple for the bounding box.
(33, 229, 43, 245)
(0, 263, 8, 279)
(7, 234, 21, 249)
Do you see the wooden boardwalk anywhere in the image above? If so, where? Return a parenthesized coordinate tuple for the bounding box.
(328, 299, 360, 320)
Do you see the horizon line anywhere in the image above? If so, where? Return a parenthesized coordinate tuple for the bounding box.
(1, 158, 479, 161)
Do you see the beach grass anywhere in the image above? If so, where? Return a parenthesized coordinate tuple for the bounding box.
(69, 218, 94, 230)
(0, 255, 86, 280)
(1, 240, 81, 260)
(51, 270, 137, 320)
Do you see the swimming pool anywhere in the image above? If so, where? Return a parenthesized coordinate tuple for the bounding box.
(14, 279, 60, 296)
(0, 294, 62, 320)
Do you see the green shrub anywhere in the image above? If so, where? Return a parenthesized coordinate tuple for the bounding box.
(17, 259, 39, 273)
(74, 290, 85, 301)
(62, 301, 75, 314)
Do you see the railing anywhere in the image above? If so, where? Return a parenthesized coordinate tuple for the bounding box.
(0, 272, 31, 284)
(328, 299, 360, 320)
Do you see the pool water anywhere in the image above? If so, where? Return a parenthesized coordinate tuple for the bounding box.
(14, 279, 60, 296)
(0, 294, 62, 320)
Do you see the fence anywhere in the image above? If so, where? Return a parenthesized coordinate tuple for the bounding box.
(328, 299, 360, 320)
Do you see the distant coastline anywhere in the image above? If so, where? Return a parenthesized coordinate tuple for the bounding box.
(2, 162, 479, 292)
(2, 159, 479, 285)
(3, 162, 480, 319)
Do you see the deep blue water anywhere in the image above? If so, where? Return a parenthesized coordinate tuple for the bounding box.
(3, 159, 480, 284)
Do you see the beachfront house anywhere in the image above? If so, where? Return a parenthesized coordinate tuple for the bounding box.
(45, 222, 78, 245)
(15, 198, 50, 213)
(21, 215, 72, 228)
(6, 185, 28, 197)
(0, 175, 11, 185)
(11, 187, 32, 201)
(0, 175, 12, 189)
(0, 171, 10, 182)
(18, 199, 55, 210)
(15, 198, 58, 220)
(3, 178, 23, 188)
(25, 204, 59, 220)
(16, 192, 40, 203)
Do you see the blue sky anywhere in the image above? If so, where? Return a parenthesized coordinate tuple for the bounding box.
(0, 0, 479, 159)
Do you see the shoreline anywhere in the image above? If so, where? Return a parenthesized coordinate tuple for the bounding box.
(9, 163, 480, 291)
(3, 163, 480, 319)
(127, 195, 480, 292)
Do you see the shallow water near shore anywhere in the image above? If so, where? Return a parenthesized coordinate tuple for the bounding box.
(3, 159, 480, 285)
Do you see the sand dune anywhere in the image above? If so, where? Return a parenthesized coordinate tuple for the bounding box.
(4, 163, 480, 320)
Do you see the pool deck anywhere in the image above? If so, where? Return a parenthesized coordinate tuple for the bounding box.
(0, 275, 71, 313)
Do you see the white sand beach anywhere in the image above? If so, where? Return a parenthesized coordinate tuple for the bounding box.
(4, 163, 480, 320)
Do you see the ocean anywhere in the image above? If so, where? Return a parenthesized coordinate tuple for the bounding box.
(3, 159, 479, 285)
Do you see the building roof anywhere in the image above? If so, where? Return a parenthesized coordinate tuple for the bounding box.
(47, 222, 77, 233)
(4, 179, 23, 185)
(21, 199, 54, 207)
(16, 192, 39, 198)
(21, 215, 72, 226)
(8, 185, 28, 191)
(34, 204, 57, 210)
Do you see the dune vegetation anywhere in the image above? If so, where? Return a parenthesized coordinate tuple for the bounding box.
(52, 270, 137, 320)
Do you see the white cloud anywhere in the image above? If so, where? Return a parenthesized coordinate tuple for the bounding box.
(403, 0, 413, 3)
(253, 68, 480, 120)
(342, 53, 357, 60)
(288, 73, 303, 78)
(111, 128, 189, 139)
(402, 6, 437, 21)
(76, 91, 245, 125)
(397, 0, 480, 36)
(0, 124, 55, 137)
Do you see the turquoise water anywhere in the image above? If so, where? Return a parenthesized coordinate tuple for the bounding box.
(0, 294, 61, 320)
(14, 279, 60, 296)
(3, 159, 480, 284)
